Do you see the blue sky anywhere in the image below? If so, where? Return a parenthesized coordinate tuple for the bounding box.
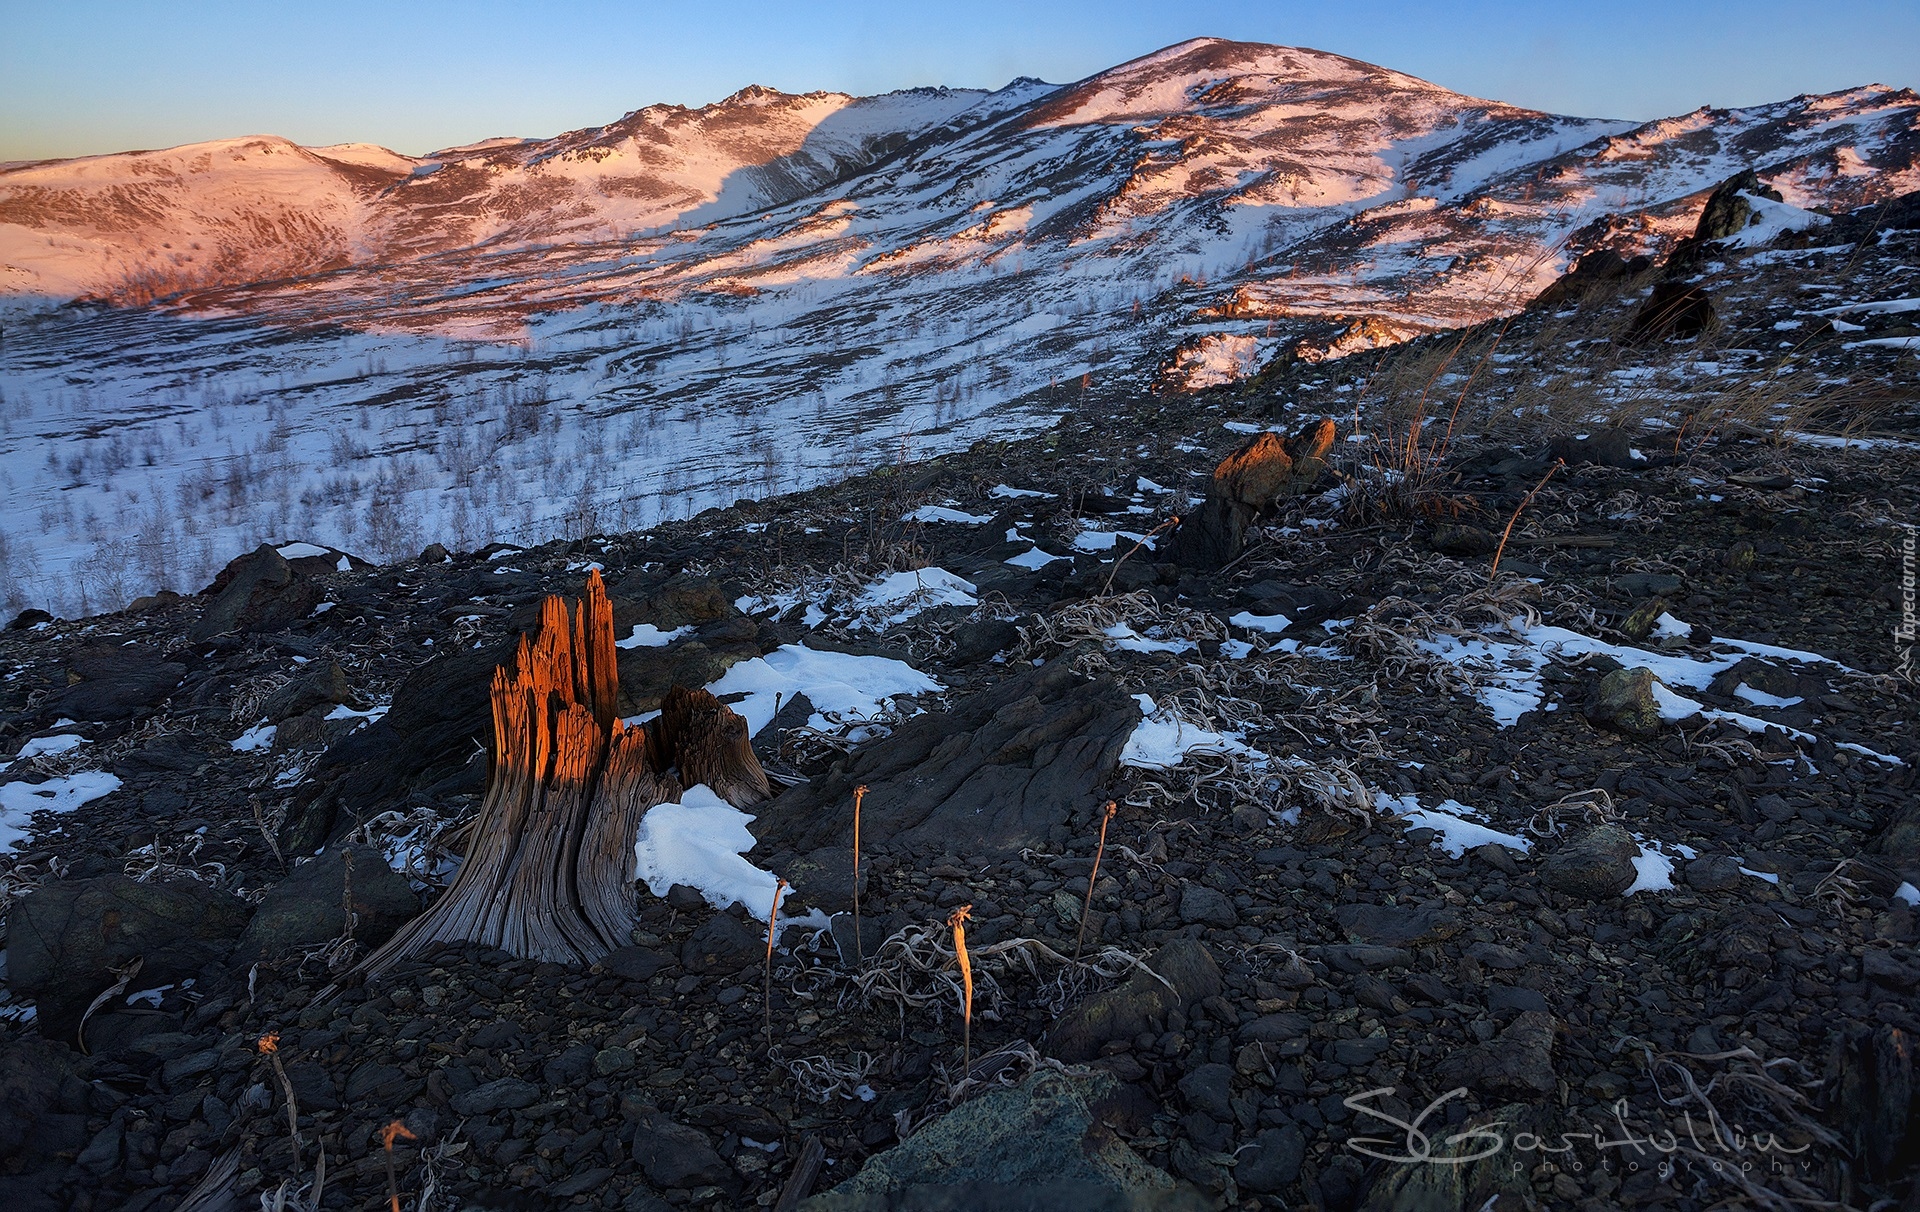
(3, 0, 1915, 162)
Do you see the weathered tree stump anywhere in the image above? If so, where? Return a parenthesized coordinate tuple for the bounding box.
(358, 570, 767, 971)
(1168, 419, 1336, 569)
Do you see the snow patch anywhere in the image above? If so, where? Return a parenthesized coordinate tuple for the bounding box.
(1, 771, 122, 853)
(705, 643, 942, 738)
(617, 623, 693, 649)
(1374, 792, 1531, 858)
(1120, 694, 1264, 769)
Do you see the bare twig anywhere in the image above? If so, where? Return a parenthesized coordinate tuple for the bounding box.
(1489, 458, 1564, 580)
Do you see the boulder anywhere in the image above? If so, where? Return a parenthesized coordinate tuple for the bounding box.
(680, 914, 761, 976)
(1177, 884, 1237, 928)
(627, 1107, 733, 1190)
(258, 661, 360, 722)
(279, 635, 516, 850)
(1624, 281, 1717, 345)
(0, 1038, 92, 1169)
(231, 845, 419, 963)
(1619, 597, 1668, 641)
(46, 645, 186, 722)
(1587, 667, 1664, 738)
(1697, 170, 1784, 240)
(188, 545, 327, 641)
(750, 660, 1138, 863)
(1046, 939, 1223, 1063)
(805, 1070, 1187, 1207)
(7, 875, 252, 1039)
(1436, 1010, 1558, 1096)
(1167, 421, 1335, 570)
(1529, 247, 1653, 310)
(6, 608, 53, 631)
(1539, 824, 1641, 900)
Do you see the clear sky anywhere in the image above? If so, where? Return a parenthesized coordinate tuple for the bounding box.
(3, 0, 1915, 163)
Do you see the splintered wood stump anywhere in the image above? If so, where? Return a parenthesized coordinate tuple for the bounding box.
(1169, 418, 1336, 569)
(359, 569, 770, 971)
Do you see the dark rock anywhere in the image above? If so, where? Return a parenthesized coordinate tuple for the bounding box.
(1587, 666, 1665, 738)
(47, 645, 186, 722)
(271, 712, 328, 751)
(1317, 943, 1414, 973)
(629, 1108, 732, 1189)
(1438, 1010, 1558, 1096)
(188, 545, 326, 641)
(1706, 657, 1802, 701)
(1539, 824, 1641, 900)
(598, 946, 677, 982)
(7, 875, 251, 1039)
(420, 543, 449, 563)
(1624, 280, 1717, 344)
(1696, 170, 1784, 241)
(616, 638, 757, 717)
(6, 608, 53, 630)
(1683, 855, 1744, 893)
(1470, 843, 1521, 875)
(1178, 884, 1237, 928)
(1530, 247, 1653, 310)
(1547, 430, 1641, 469)
(805, 1069, 1184, 1205)
(1176, 1063, 1234, 1120)
(681, 914, 760, 975)
(1046, 939, 1223, 1062)
(282, 634, 515, 847)
(1238, 1013, 1311, 1045)
(231, 845, 418, 963)
(1332, 903, 1458, 947)
(1429, 524, 1497, 557)
(1236, 1124, 1305, 1194)
(951, 618, 1021, 665)
(0, 1038, 91, 1165)
(1487, 985, 1550, 1013)
(751, 660, 1138, 859)
(1616, 572, 1683, 597)
(1365, 1101, 1544, 1210)
(450, 1077, 541, 1116)
(259, 661, 359, 722)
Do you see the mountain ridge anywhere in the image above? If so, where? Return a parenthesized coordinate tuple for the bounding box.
(0, 37, 1915, 614)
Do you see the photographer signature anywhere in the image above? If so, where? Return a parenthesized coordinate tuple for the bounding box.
(1342, 1087, 1813, 1165)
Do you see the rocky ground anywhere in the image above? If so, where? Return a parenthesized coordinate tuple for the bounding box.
(0, 206, 1917, 1212)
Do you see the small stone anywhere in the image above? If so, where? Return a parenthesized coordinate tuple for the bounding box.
(1620, 597, 1668, 641)
(1237, 1124, 1305, 1193)
(449, 1077, 540, 1116)
(681, 913, 759, 975)
(1683, 855, 1744, 893)
(594, 1048, 636, 1076)
(1177, 1063, 1234, 1120)
(1179, 884, 1238, 928)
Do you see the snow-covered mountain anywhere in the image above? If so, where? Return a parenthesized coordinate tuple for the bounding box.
(1, 38, 1915, 613)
